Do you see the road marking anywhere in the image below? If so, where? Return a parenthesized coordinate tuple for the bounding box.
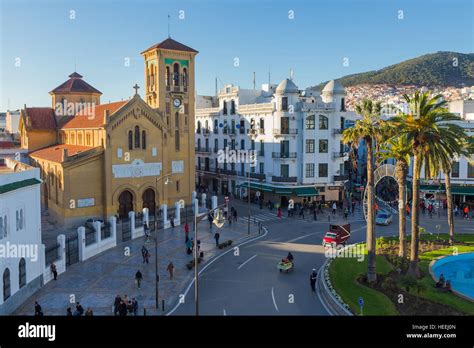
(238, 254, 258, 269)
(271, 287, 279, 312)
(287, 231, 321, 243)
(166, 226, 269, 316)
(223, 309, 227, 316)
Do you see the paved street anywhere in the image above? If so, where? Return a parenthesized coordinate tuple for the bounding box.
(169, 197, 474, 315)
(14, 212, 259, 316)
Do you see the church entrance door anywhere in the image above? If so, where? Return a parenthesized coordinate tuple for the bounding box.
(142, 188, 156, 216)
(118, 190, 134, 219)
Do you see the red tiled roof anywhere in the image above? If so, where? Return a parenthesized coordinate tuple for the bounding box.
(141, 38, 198, 54)
(61, 101, 128, 129)
(50, 72, 102, 94)
(30, 144, 96, 163)
(25, 108, 57, 130)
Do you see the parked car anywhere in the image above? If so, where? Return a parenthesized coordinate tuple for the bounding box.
(322, 224, 351, 247)
(85, 218, 105, 229)
(375, 212, 393, 226)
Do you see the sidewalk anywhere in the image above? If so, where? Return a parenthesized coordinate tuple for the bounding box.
(14, 217, 260, 316)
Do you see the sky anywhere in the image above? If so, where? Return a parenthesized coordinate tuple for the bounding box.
(0, 0, 473, 110)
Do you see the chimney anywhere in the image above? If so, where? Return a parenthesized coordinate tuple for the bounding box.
(103, 109, 110, 124)
(62, 148, 68, 162)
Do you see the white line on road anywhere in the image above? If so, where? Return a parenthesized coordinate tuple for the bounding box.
(287, 231, 321, 243)
(237, 254, 258, 269)
(271, 287, 279, 312)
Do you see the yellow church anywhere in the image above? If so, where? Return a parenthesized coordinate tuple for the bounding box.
(19, 38, 198, 227)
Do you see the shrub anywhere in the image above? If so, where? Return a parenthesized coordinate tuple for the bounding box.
(416, 282, 427, 294)
(400, 275, 417, 292)
(381, 277, 397, 291)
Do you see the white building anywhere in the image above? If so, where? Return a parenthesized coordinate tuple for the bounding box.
(0, 158, 43, 314)
(195, 79, 357, 205)
(6, 110, 21, 137)
(449, 99, 474, 121)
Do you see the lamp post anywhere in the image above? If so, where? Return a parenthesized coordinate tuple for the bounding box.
(153, 173, 174, 310)
(193, 202, 227, 315)
(248, 130, 257, 235)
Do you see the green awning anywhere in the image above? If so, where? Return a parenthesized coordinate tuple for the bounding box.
(451, 186, 474, 196)
(274, 187, 293, 194)
(0, 178, 41, 194)
(294, 187, 319, 197)
(238, 182, 273, 192)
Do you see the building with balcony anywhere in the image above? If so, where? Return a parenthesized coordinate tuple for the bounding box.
(195, 78, 357, 205)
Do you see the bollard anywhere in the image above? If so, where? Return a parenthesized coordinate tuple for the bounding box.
(162, 300, 165, 312)
(143, 307, 147, 316)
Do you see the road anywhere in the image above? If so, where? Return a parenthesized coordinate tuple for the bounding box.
(169, 198, 473, 315)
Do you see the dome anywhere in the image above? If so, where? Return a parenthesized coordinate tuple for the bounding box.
(322, 80, 345, 94)
(275, 78, 299, 94)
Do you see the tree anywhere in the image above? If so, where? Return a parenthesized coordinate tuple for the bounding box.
(343, 99, 384, 283)
(380, 134, 411, 257)
(392, 92, 464, 276)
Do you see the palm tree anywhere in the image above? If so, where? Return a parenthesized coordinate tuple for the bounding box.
(392, 92, 464, 276)
(380, 134, 411, 257)
(422, 135, 468, 245)
(343, 99, 384, 283)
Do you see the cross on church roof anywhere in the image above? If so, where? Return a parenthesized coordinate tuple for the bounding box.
(133, 84, 140, 95)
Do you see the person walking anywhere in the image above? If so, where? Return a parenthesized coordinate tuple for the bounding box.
(141, 246, 148, 263)
(208, 212, 214, 230)
(214, 231, 220, 246)
(132, 298, 138, 316)
(135, 270, 143, 289)
(228, 214, 232, 227)
(170, 214, 175, 229)
(277, 207, 282, 219)
(167, 262, 174, 279)
(144, 221, 150, 241)
(332, 202, 337, 215)
(50, 262, 58, 280)
(233, 209, 238, 222)
(144, 250, 150, 265)
(464, 205, 469, 219)
(119, 301, 128, 316)
(313, 208, 317, 221)
(66, 307, 72, 316)
(343, 207, 348, 220)
(310, 269, 317, 292)
(34, 301, 43, 316)
(186, 238, 193, 254)
(113, 295, 121, 315)
(85, 307, 93, 316)
(184, 222, 189, 242)
(75, 302, 84, 316)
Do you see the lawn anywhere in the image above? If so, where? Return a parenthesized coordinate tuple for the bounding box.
(329, 255, 398, 315)
(329, 234, 474, 315)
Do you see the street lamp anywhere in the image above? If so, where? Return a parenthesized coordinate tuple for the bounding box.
(248, 130, 258, 235)
(152, 173, 173, 310)
(193, 202, 227, 315)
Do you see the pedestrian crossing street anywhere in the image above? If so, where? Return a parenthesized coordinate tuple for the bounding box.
(238, 212, 286, 223)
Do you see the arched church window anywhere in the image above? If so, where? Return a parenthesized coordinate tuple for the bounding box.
(165, 66, 170, 86)
(319, 115, 328, 130)
(128, 131, 133, 150)
(134, 126, 140, 148)
(197, 121, 201, 134)
(182, 68, 188, 87)
(173, 63, 180, 86)
(142, 131, 146, 150)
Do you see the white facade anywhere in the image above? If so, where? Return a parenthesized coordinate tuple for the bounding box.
(449, 99, 474, 121)
(195, 79, 357, 203)
(6, 110, 21, 135)
(0, 158, 43, 314)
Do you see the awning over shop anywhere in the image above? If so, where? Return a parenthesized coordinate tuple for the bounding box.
(419, 184, 474, 196)
(274, 187, 293, 194)
(237, 182, 273, 192)
(294, 187, 319, 197)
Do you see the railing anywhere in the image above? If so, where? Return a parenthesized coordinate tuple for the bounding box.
(219, 169, 237, 176)
(213, 128, 219, 134)
(202, 129, 210, 136)
(273, 128, 298, 136)
(239, 128, 245, 134)
(223, 128, 228, 134)
(195, 147, 212, 154)
(272, 176, 297, 183)
(249, 172, 266, 180)
(334, 175, 349, 181)
(229, 129, 236, 136)
(272, 152, 297, 159)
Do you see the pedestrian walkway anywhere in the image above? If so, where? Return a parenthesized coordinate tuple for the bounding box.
(239, 212, 286, 223)
(13, 217, 260, 316)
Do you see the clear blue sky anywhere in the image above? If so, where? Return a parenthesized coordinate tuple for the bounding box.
(0, 0, 473, 110)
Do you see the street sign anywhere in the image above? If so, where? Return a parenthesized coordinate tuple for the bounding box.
(256, 191, 261, 197)
(358, 297, 364, 307)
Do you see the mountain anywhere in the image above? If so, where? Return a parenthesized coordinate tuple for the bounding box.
(314, 52, 474, 90)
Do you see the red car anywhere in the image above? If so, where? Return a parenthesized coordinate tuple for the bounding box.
(322, 224, 351, 247)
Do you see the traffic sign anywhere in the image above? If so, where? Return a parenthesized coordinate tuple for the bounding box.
(358, 297, 364, 307)
(256, 191, 261, 197)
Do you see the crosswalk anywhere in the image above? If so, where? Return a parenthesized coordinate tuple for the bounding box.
(238, 212, 286, 223)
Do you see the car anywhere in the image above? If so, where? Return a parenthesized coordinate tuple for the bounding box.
(375, 212, 393, 226)
(85, 218, 105, 229)
(322, 224, 351, 247)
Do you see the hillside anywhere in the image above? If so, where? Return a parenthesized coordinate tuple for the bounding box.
(314, 52, 474, 90)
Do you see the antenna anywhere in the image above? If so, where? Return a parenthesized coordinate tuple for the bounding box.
(253, 72, 256, 90)
(168, 14, 171, 38)
(215, 77, 218, 97)
(268, 70, 271, 86)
